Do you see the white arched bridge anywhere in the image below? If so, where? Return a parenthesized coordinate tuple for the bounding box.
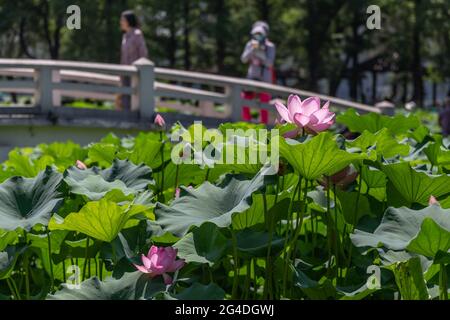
(0, 58, 388, 159)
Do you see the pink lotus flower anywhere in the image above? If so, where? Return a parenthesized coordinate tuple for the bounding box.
(429, 195, 440, 206)
(76, 160, 87, 170)
(154, 114, 166, 127)
(275, 95, 335, 134)
(134, 246, 185, 285)
(175, 185, 194, 198)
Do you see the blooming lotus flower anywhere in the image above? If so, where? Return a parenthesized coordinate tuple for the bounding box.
(134, 246, 185, 285)
(154, 114, 166, 127)
(76, 160, 87, 170)
(429, 195, 439, 206)
(275, 95, 335, 134)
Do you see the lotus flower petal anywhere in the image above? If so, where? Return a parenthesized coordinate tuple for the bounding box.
(293, 114, 311, 127)
(141, 254, 152, 269)
(301, 97, 321, 116)
(162, 273, 173, 285)
(311, 107, 335, 123)
(133, 264, 149, 273)
(135, 245, 185, 280)
(287, 94, 303, 116)
(275, 102, 291, 123)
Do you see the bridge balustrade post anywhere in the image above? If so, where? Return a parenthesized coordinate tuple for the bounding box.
(227, 84, 242, 122)
(132, 58, 155, 120)
(34, 66, 54, 111)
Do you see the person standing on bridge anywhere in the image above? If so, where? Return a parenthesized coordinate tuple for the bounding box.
(117, 10, 149, 111)
(240, 21, 276, 124)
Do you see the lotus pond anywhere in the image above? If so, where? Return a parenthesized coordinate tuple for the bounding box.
(0, 106, 449, 300)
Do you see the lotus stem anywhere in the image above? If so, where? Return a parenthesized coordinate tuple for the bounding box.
(231, 230, 240, 299)
(333, 183, 339, 281)
(263, 191, 273, 299)
(159, 131, 165, 197)
(440, 263, 448, 300)
(47, 230, 54, 292)
(173, 164, 180, 197)
(326, 176, 332, 273)
(82, 237, 90, 281)
(282, 176, 302, 296)
(6, 278, 20, 300)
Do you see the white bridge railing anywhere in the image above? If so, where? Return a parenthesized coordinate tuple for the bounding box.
(0, 58, 385, 125)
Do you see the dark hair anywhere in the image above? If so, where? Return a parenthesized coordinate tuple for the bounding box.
(121, 10, 139, 28)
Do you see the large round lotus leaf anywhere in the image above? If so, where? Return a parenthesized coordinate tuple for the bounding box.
(49, 199, 138, 242)
(336, 108, 420, 135)
(347, 129, 410, 159)
(174, 283, 225, 300)
(0, 167, 63, 231)
(155, 164, 275, 237)
(351, 205, 450, 256)
(382, 162, 450, 206)
(279, 132, 368, 180)
(47, 272, 165, 300)
(174, 222, 229, 266)
(64, 159, 153, 200)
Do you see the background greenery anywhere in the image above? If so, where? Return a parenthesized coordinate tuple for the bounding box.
(0, 0, 449, 107)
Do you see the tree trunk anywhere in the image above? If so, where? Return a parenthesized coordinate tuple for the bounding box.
(183, 0, 191, 70)
(214, 0, 226, 73)
(372, 71, 378, 104)
(411, 0, 424, 106)
(168, 3, 177, 68)
(306, 0, 319, 91)
(350, 10, 361, 101)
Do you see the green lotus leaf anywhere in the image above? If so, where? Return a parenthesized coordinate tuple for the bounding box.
(0, 230, 17, 252)
(0, 245, 26, 279)
(175, 283, 225, 300)
(382, 162, 450, 205)
(280, 132, 368, 180)
(38, 141, 87, 169)
(336, 190, 371, 226)
(387, 257, 429, 300)
(347, 129, 410, 159)
(155, 164, 275, 237)
(3, 148, 54, 178)
(424, 136, 450, 167)
(0, 167, 63, 231)
(64, 159, 153, 200)
(236, 229, 285, 258)
(47, 272, 165, 300)
(175, 223, 229, 266)
(351, 205, 450, 254)
(212, 133, 268, 174)
(87, 143, 116, 167)
(49, 199, 139, 242)
(337, 108, 420, 135)
(360, 166, 386, 189)
(406, 218, 450, 258)
(118, 133, 165, 169)
(294, 267, 377, 300)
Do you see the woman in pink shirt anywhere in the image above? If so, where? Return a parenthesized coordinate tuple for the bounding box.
(117, 10, 149, 110)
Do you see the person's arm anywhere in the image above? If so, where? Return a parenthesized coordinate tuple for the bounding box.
(241, 41, 254, 63)
(135, 31, 148, 59)
(264, 44, 275, 68)
(253, 43, 275, 67)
